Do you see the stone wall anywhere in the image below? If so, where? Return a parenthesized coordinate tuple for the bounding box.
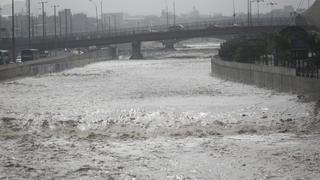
(0, 48, 116, 81)
(211, 58, 320, 97)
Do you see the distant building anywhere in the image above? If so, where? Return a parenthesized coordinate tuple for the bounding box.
(58, 9, 73, 36)
(0, 28, 9, 39)
(102, 13, 124, 30)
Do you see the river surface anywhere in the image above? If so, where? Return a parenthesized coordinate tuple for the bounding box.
(0, 39, 320, 179)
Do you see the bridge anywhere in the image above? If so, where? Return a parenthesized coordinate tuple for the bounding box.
(0, 16, 315, 59)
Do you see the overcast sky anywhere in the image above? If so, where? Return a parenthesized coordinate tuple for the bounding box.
(0, 0, 314, 16)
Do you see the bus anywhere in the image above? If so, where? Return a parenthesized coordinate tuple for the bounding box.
(21, 49, 40, 62)
(0, 50, 10, 65)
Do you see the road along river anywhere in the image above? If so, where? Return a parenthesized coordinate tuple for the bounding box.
(0, 39, 320, 179)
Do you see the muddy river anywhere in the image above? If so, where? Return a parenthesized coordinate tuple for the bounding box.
(0, 39, 320, 179)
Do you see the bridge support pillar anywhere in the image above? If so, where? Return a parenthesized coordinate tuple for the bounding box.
(130, 41, 143, 59)
(162, 40, 176, 50)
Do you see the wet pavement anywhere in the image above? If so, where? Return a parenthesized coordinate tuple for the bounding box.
(0, 39, 319, 179)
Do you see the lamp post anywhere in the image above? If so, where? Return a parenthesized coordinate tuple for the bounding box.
(0, 7, 2, 38)
(59, 11, 62, 37)
(31, 14, 34, 40)
(232, 0, 236, 25)
(267, 2, 277, 25)
(173, 0, 176, 25)
(252, 0, 264, 25)
(11, 0, 16, 63)
(100, 0, 103, 32)
(89, 0, 99, 32)
(108, 15, 111, 33)
(247, 0, 252, 26)
(39, 1, 47, 40)
(166, 2, 169, 27)
(27, 0, 31, 48)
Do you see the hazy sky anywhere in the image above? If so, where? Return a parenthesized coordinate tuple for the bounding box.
(0, 0, 314, 16)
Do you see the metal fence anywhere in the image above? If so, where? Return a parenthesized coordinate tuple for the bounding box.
(296, 58, 320, 79)
(3, 17, 292, 42)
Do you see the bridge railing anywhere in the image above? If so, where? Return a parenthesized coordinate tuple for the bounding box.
(1, 16, 293, 48)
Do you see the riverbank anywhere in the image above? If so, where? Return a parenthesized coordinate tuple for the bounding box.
(0, 47, 116, 81)
(0, 39, 320, 179)
(211, 57, 320, 98)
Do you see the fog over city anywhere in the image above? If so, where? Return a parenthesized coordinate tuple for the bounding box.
(0, 0, 314, 16)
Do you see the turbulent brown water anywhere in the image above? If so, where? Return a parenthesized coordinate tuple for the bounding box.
(0, 39, 320, 179)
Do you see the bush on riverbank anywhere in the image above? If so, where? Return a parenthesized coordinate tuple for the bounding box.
(219, 27, 320, 67)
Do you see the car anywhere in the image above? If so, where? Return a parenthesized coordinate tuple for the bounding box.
(206, 24, 224, 30)
(21, 49, 40, 62)
(40, 50, 49, 58)
(168, 24, 184, 32)
(16, 55, 22, 63)
(0, 50, 10, 65)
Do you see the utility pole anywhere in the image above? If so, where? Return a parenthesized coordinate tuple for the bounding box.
(27, 0, 31, 48)
(100, 0, 103, 32)
(250, 0, 253, 25)
(52, 5, 59, 39)
(31, 15, 34, 40)
(0, 7, 2, 39)
(70, 11, 73, 34)
(34, 15, 38, 37)
(11, 0, 16, 63)
(89, 0, 99, 32)
(59, 11, 62, 37)
(108, 15, 111, 33)
(166, 4, 169, 27)
(232, 0, 236, 25)
(247, 0, 250, 26)
(173, 0, 176, 25)
(253, 0, 264, 25)
(39, 1, 47, 40)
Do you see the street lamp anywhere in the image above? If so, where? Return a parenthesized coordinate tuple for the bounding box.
(173, 0, 176, 25)
(11, 0, 16, 63)
(166, 1, 169, 28)
(252, 0, 264, 25)
(232, 0, 236, 25)
(89, 0, 99, 32)
(100, 0, 104, 32)
(247, 0, 253, 26)
(26, 0, 31, 48)
(0, 7, 2, 38)
(52, 5, 60, 39)
(39, 1, 47, 40)
(267, 2, 277, 25)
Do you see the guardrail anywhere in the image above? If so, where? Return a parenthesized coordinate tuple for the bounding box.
(1, 17, 292, 43)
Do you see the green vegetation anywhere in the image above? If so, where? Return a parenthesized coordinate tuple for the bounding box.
(219, 27, 320, 67)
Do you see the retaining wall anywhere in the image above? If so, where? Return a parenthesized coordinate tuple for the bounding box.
(211, 58, 320, 97)
(0, 48, 115, 81)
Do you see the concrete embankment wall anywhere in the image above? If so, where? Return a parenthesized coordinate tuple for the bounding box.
(0, 48, 115, 81)
(211, 58, 320, 97)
